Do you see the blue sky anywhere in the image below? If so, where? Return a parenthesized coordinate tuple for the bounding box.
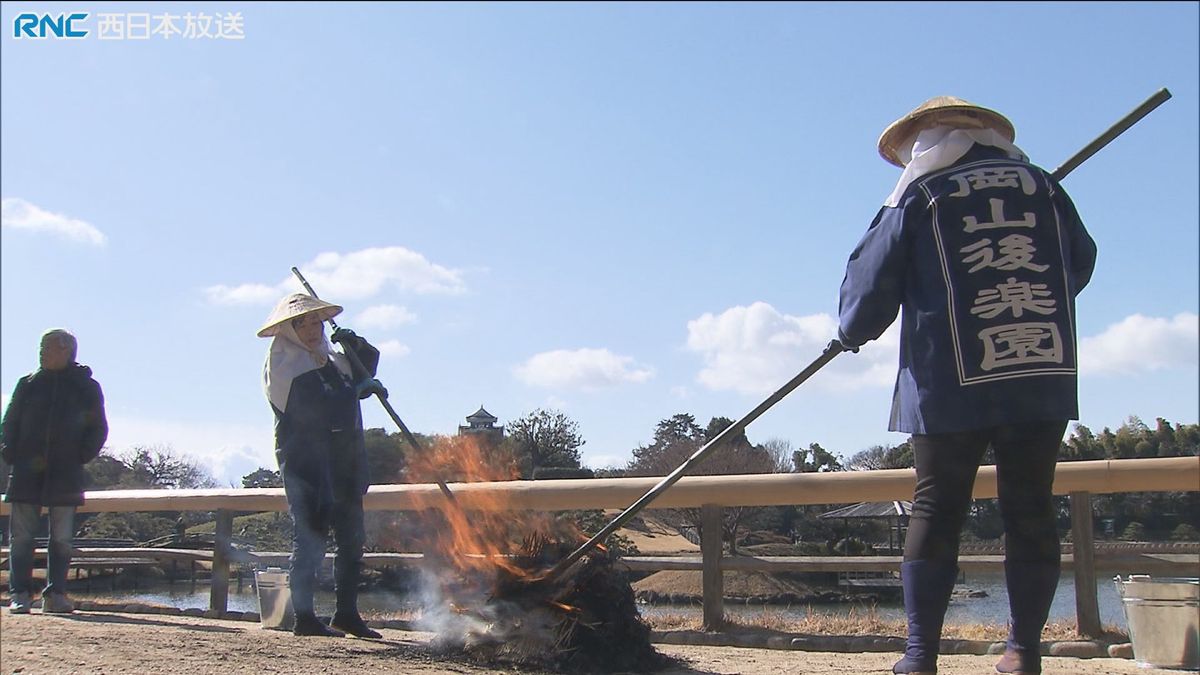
(3, 2, 1197, 486)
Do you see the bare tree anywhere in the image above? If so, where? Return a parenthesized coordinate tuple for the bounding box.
(844, 442, 913, 471)
(118, 445, 218, 489)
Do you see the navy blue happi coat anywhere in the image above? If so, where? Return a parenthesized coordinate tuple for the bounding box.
(838, 145, 1098, 434)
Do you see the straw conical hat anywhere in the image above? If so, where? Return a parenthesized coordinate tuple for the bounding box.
(878, 96, 1015, 168)
(257, 293, 343, 338)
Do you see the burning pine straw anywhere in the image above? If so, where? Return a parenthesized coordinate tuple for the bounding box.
(407, 436, 670, 673)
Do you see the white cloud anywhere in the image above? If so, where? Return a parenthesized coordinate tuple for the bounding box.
(204, 283, 280, 306)
(1, 198, 106, 246)
(1080, 312, 1199, 376)
(513, 348, 654, 391)
(355, 304, 417, 330)
(374, 340, 411, 358)
(204, 246, 465, 305)
(103, 414, 277, 488)
(685, 301, 898, 395)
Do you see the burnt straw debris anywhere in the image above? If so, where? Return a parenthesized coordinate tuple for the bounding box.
(425, 535, 672, 674)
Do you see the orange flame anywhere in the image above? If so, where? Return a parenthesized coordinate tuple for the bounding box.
(407, 435, 578, 580)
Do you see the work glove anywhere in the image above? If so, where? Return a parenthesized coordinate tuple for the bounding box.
(355, 378, 388, 400)
(330, 328, 358, 346)
(831, 332, 860, 354)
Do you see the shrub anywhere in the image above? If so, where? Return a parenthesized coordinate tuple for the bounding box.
(1120, 522, 1147, 541)
(1169, 523, 1199, 541)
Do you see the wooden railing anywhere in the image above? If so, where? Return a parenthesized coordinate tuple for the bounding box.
(2, 456, 1197, 634)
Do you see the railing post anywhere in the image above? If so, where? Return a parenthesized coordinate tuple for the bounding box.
(1069, 491, 1102, 638)
(701, 504, 724, 631)
(210, 509, 233, 614)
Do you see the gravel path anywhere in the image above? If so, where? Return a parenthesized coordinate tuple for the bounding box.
(0, 610, 1183, 675)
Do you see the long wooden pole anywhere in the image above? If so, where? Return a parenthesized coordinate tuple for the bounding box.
(1051, 88, 1171, 181)
(543, 340, 847, 581)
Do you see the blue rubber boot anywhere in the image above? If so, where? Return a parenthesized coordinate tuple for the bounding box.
(893, 559, 959, 675)
(995, 560, 1059, 674)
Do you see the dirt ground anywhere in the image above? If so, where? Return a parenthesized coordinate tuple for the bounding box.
(0, 610, 1183, 675)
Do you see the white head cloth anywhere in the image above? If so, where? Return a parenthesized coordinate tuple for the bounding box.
(883, 126, 1027, 208)
(263, 320, 351, 413)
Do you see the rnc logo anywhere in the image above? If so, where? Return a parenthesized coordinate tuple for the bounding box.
(12, 13, 90, 39)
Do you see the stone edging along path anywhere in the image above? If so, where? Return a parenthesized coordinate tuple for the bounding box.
(70, 600, 1136, 661)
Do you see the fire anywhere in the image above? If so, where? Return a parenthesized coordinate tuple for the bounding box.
(405, 435, 666, 672)
(405, 435, 581, 582)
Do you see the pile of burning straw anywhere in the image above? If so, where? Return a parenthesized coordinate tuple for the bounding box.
(405, 436, 668, 673)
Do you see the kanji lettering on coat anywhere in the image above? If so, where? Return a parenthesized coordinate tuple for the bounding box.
(959, 234, 1050, 274)
(963, 197, 1036, 233)
(949, 167, 1037, 197)
(978, 322, 1064, 371)
(970, 277, 1057, 319)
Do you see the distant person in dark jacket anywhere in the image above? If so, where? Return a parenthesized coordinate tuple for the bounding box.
(837, 97, 1097, 675)
(258, 293, 386, 638)
(2, 329, 108, 615)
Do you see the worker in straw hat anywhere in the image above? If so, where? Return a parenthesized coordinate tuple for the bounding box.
(258, 293, 387, 638)
(835, 97, 1098, 675)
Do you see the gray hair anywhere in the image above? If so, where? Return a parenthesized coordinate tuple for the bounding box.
(40, 329, 78, 360)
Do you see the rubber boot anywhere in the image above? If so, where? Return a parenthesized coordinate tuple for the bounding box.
(331, 596, 381, 640)
(293, 611, 345, 638)
(995, 560, 1059, 674)
(892, 559, 959, 675)
(290, 569, 343, 637)
(331, 611, 381, 639)
(331, 570, 380, 639)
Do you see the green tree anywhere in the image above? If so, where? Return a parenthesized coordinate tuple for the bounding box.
(241, 467, 283, 489)
(1121, 522, 1147, 541)
(628, 413, 705, 471)
(506, 408, 584, 478)
(363, 427, 407, 484)
(626, 413, 781, 555)
(83, 454, 129, 489)
(794, 442, 846, 472)
(1065, 419, 1199, 541)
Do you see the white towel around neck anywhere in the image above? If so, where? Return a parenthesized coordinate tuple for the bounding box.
(263, 321, 352, 413)
(883, 126, 1028, 208)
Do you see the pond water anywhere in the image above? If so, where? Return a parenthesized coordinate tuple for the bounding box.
(641, 571, 1133, 630)
(71, 571, 1134, 630)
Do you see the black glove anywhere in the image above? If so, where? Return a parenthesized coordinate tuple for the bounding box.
(330, 328, 358, 345)
(355, 378, 388, 400)
(831, 333, 860, 354)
